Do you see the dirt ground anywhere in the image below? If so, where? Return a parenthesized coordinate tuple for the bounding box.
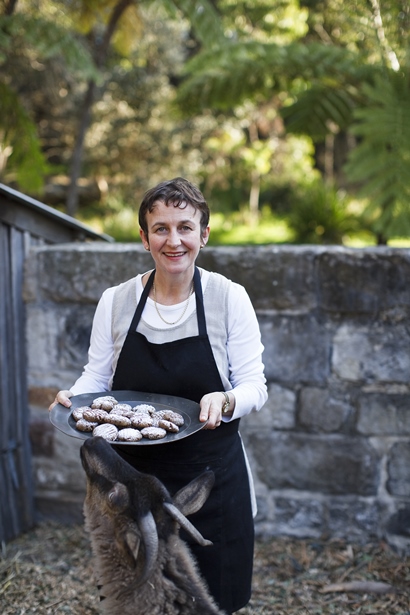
(1, 521, 409, 614)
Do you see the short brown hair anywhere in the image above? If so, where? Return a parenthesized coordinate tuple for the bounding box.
(138, 177, 210, 236)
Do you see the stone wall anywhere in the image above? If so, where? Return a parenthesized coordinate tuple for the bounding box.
(24, 244, 410, 551)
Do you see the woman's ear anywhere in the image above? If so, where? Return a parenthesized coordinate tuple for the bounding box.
(140, 228, 150, 251)
(201, 225, 210, 247)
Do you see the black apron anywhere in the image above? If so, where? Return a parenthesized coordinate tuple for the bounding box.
(111, 267, 254, 613)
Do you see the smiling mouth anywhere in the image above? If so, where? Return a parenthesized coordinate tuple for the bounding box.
(164, 251, 186, 257)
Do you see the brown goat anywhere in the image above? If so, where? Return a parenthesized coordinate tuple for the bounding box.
(80, 437, 226, 615)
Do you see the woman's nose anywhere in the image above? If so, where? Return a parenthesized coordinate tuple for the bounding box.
(167, 229, 181, 247)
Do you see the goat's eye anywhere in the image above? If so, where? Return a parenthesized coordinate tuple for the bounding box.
(109, 490, 121, 503)
(108, 485, 129, 509)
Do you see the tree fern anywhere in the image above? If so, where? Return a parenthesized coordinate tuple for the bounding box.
(0, 14, 97, 79)
(175, 40, 375, 114)
(281, 85, 355, 139)
(344, 71, 410, 240)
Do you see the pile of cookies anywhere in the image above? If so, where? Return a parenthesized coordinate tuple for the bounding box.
(73, 395, 185, 442)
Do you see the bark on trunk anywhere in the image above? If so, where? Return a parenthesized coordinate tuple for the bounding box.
(66, 80, 96, 218)
(65, 0, 134, 216)
(3, 0, 18, 15)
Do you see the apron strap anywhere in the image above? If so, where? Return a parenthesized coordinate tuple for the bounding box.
(127, 267, 207, 336)
(193, 266, 207, 336)
(126, 269, 155, 335)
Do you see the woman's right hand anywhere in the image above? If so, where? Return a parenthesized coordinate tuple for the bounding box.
(49, 390, 73, 412)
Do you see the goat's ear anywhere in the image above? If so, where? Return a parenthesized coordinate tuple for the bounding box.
(115, 527, 141, 569)
(172, 470, 215, 516)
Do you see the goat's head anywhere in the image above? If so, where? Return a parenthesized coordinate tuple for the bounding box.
(80, 436, 214, 587)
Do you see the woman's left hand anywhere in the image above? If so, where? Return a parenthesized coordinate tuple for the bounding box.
(199, 392, 232, 429)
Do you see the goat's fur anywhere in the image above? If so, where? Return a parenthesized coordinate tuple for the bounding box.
(81, 437, 226, 615)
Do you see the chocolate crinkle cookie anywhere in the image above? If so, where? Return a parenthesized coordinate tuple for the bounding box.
(140, 426, 167, 440)
(91, 396, 118, 411)
(75, 418, 98, 432)
(104, 413, 132, 428)
(154, 409, 185, 426)
(132, 404, 156, 415)
(83, 408, 110, 422)
(93, 423, 118, 441)
(72, 406, 91, 421)
(117, 428, 143, 442)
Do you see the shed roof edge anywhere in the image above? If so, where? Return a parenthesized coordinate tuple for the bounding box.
(0, 183, 114, 243)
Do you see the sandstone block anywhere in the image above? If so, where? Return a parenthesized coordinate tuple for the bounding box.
(357, 393, 410, 435)
(198, 245, 319, 310)
(242, 383, 296, 431)
(327, 497, 380, 538)
(260, 314, 331, 383)
(317, 249, 410, 314)
(27, 305, 95, 387)
(29, 244, 152, 303)
(387, 442, 410, 497)
(299, 387, 352, 432)
(332, 323, 410, 382)
(250, 432, 380, 496)
(274, 497, 325, 538)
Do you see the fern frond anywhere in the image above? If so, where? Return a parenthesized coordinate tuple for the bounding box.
(176, 40, 376, 115)
(344, 71, 410, 238)
(282, 86, 355, 139)
(0, 14, 98, 79)
(176, 41, 274, 112)
(165, 0, 225, 48)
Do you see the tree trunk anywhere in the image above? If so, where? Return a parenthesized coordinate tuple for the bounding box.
(65, 0, 134, 216)
(66, 80, 96, 217)
(324, 133, 334, 186)
(3, 0, 18, 15)
(377, 232, 388, 245)
(249, 170, 260, 227)
(248, 120, 260, 226)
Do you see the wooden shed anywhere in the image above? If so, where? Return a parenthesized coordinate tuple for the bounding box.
(0, 183, 112, 544)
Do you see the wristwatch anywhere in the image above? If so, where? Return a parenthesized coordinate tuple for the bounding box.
(221, 391, 230, 414)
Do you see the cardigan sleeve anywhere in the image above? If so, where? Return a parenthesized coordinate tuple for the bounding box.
(70, 286, 116, 395)
(224, 282, 268, 420)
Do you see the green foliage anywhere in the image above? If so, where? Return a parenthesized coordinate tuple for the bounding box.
(164, 0, 226, 48)
(207, 208, 293, 245)
(0, 8, 99, 192)
(286, 180, 359, 244)
(281, 85, 355, 139)
(176, 39, 376, 115)
(176, 41, 273, 114)
(219, 0, 309, 43)
(0, 82, 49, 191)
(344, 70, 410, 241)
(0, 13, 97, 78)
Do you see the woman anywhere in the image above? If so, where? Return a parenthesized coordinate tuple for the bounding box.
(50, 177, 267, 614)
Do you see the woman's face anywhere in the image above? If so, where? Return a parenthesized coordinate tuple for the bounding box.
(140, 200, 209, 277)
